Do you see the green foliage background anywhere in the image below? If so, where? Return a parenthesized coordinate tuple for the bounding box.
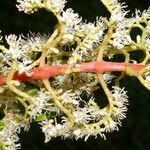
(0, 0, 150, 150)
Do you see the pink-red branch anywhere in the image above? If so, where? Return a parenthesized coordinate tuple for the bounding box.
(0, 61, 148, 86)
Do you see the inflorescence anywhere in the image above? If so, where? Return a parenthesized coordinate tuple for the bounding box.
(0, 0, 150, 149)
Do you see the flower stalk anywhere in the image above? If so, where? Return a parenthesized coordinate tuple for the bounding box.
(0, 61, 148, 86)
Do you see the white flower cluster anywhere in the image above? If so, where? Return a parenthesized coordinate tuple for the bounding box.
(16, 0, 42, 14)
(39, 86, 128, 142)
(60, 8, 82, 44)
(111, 19, 132, 49)
(73, 107, 91, 124)
(110, 1, 128, 22)
(39, 98, 108, 141)
(107, 1, 133, 49)
(16, 0, 66, 14)
(134, 7, 150, 22)
(0, 114, 28, 150)
(111, 86, 128, 122)
(77, 18, 106, 47)
(72, 126, 106, 141)
(5, 34, 24, 59)
(68, 19, 106, 63)
(39, 119, 67, 142)
(18, 33, 49, 73)
(81, 28, 103, 52)
(111, 3, 150, 49)
(131, 8, 150, 49)
(24, 33, 49, 52)
(0, 34, 26, 74)
(61, 90, 80, 105)
(0, 33, 49, 74)
(29, 88, 53, 119)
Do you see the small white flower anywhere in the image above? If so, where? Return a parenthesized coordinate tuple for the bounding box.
(40, 119, 56, 142)
(40, 119, 65, 143)
(136, 35, 141, 44)
(103, 72, 115, 84)
(109, 120, 118, 130)
(17, 0, 67, 14)
(130, 60, 137, 64)
(105, 118, 119, 132)
(72, 98, 100, 124)
(50, 0, 66, 13)
(73, 129, 81, 137)
(52, 75, 67, 88)
(61, 90, 79, 105)
(79, 125, 106, 141)
(72, 129, 82, 139)
(16, 0, 41, 14)
(17, 63, 32, 74)
(62, 8, 82, 27)
(73, 108, 89, 124)
(145, 72, 150, 81)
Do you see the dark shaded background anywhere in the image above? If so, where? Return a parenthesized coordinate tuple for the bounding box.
(0, 0, 150, 150)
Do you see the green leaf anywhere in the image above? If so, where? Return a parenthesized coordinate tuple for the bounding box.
(27, 88, 39, 96)
(0, 121, 5, 131)
(34, 114, 47, 122)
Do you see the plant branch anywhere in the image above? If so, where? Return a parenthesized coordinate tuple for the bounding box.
(0, 61, 148, 86)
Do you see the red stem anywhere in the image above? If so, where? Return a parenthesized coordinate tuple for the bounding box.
(0, 61, 147, 86)
(78, 61, 144, 73)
